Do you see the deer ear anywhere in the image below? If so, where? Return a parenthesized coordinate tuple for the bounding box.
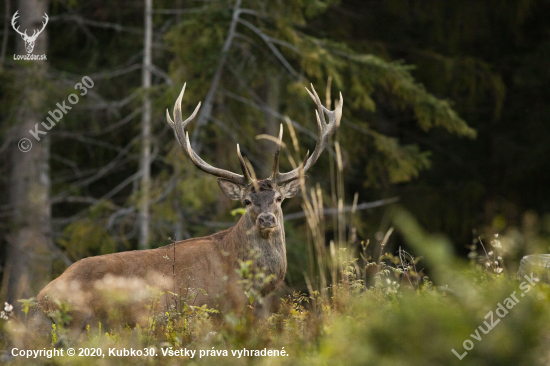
(218, 178, 244, 200)
(278, 177, 304, 198)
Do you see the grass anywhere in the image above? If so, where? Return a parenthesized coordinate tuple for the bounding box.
(2, 86, 550, 365)
(2, 202, 550, 365)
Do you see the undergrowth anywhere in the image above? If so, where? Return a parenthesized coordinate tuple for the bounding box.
(2, 215, 550, 366)
(2, 85, 550, 365)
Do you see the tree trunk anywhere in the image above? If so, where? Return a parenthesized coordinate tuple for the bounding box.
(191, 0, 242, 153)
(138, 0, 152, 250)
(5, 0, 52, 305)
(0, 0, 10, 69)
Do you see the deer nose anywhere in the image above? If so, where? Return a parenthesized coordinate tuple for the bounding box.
(258, 214, 276, 229)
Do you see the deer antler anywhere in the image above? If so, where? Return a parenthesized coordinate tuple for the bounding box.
(166, 84, 252, 186)
(11, 11, 48, 40)
(11, 11, 27, 38)
(29, 13, 49, 41)
(270, 84, 343, 184)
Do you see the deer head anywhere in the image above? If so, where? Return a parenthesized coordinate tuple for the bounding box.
(166, 83, 343, 237)
(11, 11, 48, 54)
(36, 82, 343, 327)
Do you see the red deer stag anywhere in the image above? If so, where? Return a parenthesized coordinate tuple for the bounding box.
(37, 83, 343, 328)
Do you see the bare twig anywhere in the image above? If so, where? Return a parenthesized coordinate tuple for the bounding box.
(285, 197, 399, 220)
(53, 144, 158, 227)
(153, 7, 207, 14)
(45, 239, 73, 267)
(149, 64, 172, 85)
(202, 197, 399, 228)
(191, 0, 243, 151)
(90, 108, 142, 136)
(88, 64, 142, 81)
(102, 145, 159, 202)
(49, 14, 143, 34)
(72, 135, 140, 189)
(53, 132, 129, 152)
(237, 18, 301, 79)
(85, 91, 138, 111)
(51, 196, 107, 205)
(107, 206, 136, 230)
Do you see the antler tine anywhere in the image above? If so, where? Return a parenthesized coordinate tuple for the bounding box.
(11, 11, 27, 37)
(37, 13, 49, 35)
(167, 84, 247, 186)
(269, 124, 284, 180)
(167, 83, 198, 151)
(306, 85, 327, 126)
(237, 144, 253, 183)
(272, 83, 343, 184)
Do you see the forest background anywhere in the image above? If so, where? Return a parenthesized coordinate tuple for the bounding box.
(1, 0, 549, 314)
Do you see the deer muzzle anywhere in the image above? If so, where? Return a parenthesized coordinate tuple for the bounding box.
(258, 213, 277, 229)
(25, 42, 34, 53)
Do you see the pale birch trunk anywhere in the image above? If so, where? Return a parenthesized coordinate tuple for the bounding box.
(138, 0, 152, 249)
(5, 0, 52, 305)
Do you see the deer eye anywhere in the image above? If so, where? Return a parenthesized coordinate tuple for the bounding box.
(244, 199, 251, 206)
(276, 196, 283, 202)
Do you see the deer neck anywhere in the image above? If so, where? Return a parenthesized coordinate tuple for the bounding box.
(228, 210, 287, 285)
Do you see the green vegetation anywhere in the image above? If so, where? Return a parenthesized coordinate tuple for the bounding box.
(2, 0, 550, 364)
(2, 206, 550, 365)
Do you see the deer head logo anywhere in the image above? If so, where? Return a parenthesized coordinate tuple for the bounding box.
(11, 11, 48, 54)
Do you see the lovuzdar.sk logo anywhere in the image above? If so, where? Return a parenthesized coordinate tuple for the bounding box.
(12, 10, 48, 61)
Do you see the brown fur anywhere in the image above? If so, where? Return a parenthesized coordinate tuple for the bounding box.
(39, 82, 342, 329)
(37, 180, 293, 329)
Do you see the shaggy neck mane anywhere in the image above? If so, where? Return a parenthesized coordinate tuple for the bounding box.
(210, 207, 287, 289)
